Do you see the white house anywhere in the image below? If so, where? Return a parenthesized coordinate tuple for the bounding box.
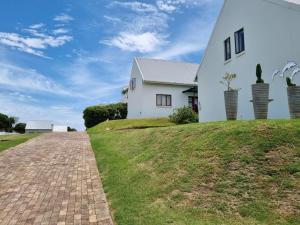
(127, 58, 199, 119)
(26, 121, 68, 133)
(197, 0, 300, 122)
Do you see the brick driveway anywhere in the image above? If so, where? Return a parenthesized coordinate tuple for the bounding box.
(0, 133, 113, 225)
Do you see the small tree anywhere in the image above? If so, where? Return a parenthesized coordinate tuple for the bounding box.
(256, 64, 264, 83)
(220, 73, 238, 91)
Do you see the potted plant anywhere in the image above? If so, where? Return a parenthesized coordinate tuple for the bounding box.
(220, 73, 240, 120)
(286, 77, 300, 119)
(251, 64, 273, 119)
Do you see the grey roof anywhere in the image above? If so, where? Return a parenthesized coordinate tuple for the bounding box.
(25, 120, 53, 130)
(135, 58, 199, 86)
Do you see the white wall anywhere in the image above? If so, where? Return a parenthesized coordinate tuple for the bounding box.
(140, 83, 194, 118)
(127, 59, 144, 118)
(198, 0, 300, 122)
(52, 125, 68, 132)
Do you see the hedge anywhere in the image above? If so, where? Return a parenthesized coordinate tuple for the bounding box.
(83, 103, 127, 128)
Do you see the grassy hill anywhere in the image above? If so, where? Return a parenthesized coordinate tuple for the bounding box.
(0, 134, 38, 153)
(88, 118, 300, 225)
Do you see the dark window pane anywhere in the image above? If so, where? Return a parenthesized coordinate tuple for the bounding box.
(235, 28, 245, 54)
(224, 38, 231, 61)
(156, 95, 162, 106)
(166, 95, 171, 106)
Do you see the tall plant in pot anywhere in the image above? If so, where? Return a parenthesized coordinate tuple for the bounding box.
(220, 73, 240, 120)
(251, 64, 273, 119)
(286, 77, 300, 118)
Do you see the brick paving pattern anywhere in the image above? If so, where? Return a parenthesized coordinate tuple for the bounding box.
(0, 133, 114, 225)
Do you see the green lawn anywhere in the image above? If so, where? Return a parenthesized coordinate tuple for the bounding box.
(0, 133, 39, 153)
(88, 118, 300, 225)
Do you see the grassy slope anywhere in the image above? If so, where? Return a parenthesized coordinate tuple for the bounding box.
(0, 134, 38, 153)
(88, 119, 300, 225)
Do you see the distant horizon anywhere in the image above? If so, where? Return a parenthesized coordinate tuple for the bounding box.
(0, 0, 223, 130)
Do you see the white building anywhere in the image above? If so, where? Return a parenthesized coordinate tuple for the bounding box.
(127, 58, 199, 119)
(197, 0, 300, 122)
(25, 121, 68, 133)
(25, 121, 53, 133)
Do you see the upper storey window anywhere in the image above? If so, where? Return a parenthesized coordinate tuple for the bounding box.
(235, 28, 245, 54)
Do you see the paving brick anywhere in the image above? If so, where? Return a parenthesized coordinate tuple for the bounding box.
(0, 133, 113, 225)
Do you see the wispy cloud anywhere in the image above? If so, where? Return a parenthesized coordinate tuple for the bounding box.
(53, 13, 74, 23)
(101, 32, 167, 53)
(0, 62, 72, 96)
(53, 28, 69, 35)
(0, 19, 73, 58)
(29, 23, 45, 29)
(109, 1, 158, 13)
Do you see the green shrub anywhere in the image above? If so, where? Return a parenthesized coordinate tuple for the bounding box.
(14, 123, 26, 134)
(83, 103, 127, 128)
(169, 106, 198, 124)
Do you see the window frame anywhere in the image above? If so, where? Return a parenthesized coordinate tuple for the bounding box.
(156, 94, 172, 107)
(224, 37, 231, 61)
(234, 28, 245, 54)
(130, 78, 136, 90)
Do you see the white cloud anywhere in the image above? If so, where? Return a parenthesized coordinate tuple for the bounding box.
(0, 62, 72, 96)
(110, 1, 158, 13)
(101, 32, 167, 53)
(150, 15, 215, 60)
(53, 28, 69, 35)
(0, 31, 72, 58)
(53, 13, 74, 23)
(103, 15, 122, 24)
(29, 23, 45, 29)
(156, 0, 213, 13)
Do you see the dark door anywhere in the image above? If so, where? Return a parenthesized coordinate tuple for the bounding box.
(188, 96, 198, 113)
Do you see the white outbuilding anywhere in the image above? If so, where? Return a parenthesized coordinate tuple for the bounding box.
(197, 0, 300, 122)
(25, 120, 53, 133)
(25, 121, 69, 133)
(127, 58, 199, 119)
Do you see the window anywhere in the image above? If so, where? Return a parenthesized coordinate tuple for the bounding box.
(224, 37, 231, 61)
(234, 28, 245, 54)
(130, 78, 136, 90)
(156, 94, 172, 107)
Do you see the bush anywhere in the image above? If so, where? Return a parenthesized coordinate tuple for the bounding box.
(14, 123, 26, 134)
(67, 127, 77, 132)
(83, 103, 127, 128)
(169, 106, 198, 124)
(256, 64, 264, 84)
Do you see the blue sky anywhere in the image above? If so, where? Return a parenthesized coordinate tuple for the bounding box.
(0, 0, 223, 130)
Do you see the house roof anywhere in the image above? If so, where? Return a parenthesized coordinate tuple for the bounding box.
(135, 58, 199, 86)
(25, 120, 53, 130)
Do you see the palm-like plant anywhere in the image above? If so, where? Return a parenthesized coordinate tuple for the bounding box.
(220, 73, 238, 91)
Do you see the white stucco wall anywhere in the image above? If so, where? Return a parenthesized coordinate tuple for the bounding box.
(198, 0, 300, 122)
(52, 125, 68, 132)
(140, 83, 194, 118)
(127, 59, 144, 119)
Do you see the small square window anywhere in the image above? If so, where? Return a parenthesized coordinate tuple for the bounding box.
(224, 37, 231, 61)
(156, 94, 172, 107)
(235, 28, 245, 54)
